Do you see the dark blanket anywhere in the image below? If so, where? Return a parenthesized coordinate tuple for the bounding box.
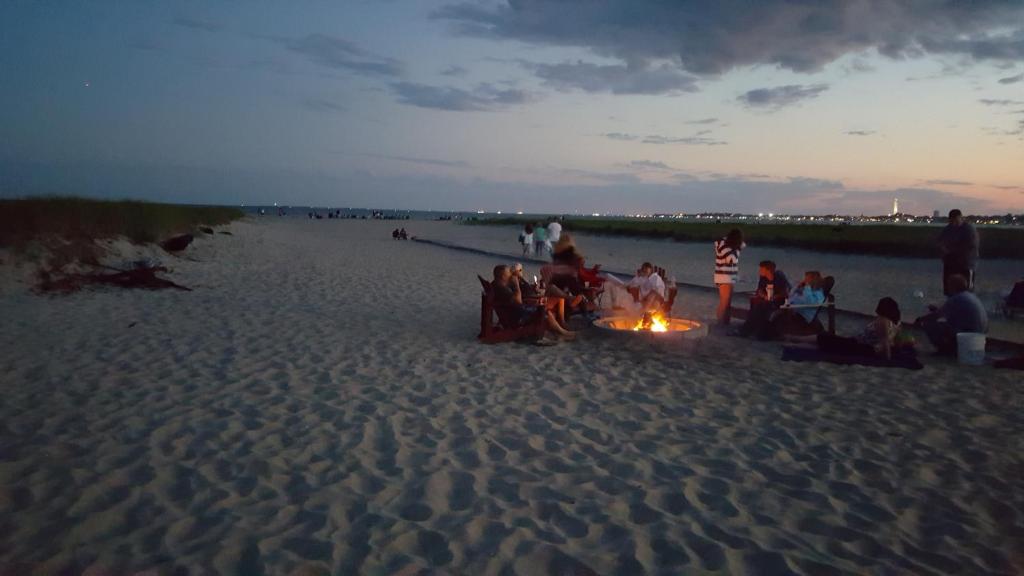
(782, 346, 924, 370)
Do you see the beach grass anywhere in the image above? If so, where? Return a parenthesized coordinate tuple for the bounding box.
(0, 196, 244, 247)
(472, 217, 1024, 259)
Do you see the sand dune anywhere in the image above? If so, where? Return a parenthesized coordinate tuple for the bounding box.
(1, 218, 1022, 575)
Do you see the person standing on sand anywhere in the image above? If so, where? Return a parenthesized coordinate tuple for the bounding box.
(533, 224, 548, 257)
(520, 224, 533, 256)
(547, 218, 562, 245)
(937, 209, 979, 295)
(714, 228, 745, 325)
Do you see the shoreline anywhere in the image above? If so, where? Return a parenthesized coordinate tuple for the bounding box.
(467, 217, 1024, 260)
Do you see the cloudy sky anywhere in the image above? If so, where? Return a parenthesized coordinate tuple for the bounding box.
(1, 0, 1022, 215)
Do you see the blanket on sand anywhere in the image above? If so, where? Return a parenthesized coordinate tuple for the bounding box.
(782, 346, 924, 370)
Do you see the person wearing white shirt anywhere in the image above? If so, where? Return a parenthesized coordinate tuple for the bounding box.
(627, 262, 666, 311)
(547, 220, 562, 244)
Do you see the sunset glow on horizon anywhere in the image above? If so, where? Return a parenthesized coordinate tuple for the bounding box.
(1, 1, 1022, 215)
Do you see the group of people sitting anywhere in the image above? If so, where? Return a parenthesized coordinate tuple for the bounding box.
(730, 261, 830, 340)
(487, 230, 1000, 361)
(731, 260, 990, 361)
(488, 233, 606, 342)
(391, 228, 409, 240)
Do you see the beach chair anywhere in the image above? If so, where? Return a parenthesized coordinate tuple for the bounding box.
(477, 275, 546, 344)
(776, 276, 836, 335)
(1001, 280, 1024, 319)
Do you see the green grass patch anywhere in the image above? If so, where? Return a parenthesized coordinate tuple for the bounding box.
(472, 217, 1024, 259)
(0, 196, 244, 247)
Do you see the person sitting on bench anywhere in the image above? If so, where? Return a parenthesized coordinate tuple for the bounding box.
(736, 260, 791, 339)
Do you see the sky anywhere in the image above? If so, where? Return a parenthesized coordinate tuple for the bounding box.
(1, 0, 1022, 215)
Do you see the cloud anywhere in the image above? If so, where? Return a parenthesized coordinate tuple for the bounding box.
(685, 118, 718, 125)
(628, 160, 674, 171)
(604, 132, 637, 141)
(391, 82, 530, 111)
(173, 17, 223, 32)
(979, 98, 1024, 106)
(738, 84, 829, 109)
(302, 98, 347, 113)
(642, 135, 727, 146)
(603, 133, 726, 146)
(844, 130, 876, 136)
(525, 60, 698, 95)
(999, 73, 1024, 84)
(280, 34, 402, 77)
(360, 153, 470, 168)
(441, 65, 468, 77)
(433, 1, 1024, 76)
(924, 179, 972, 186)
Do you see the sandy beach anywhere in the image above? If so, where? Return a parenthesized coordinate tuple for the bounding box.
(1, 217, 1023, 575)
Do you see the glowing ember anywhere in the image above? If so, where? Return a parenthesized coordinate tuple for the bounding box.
(633, 311, 669, 332)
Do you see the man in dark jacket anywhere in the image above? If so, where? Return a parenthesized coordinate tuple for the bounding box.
(937, 209, 979, 295)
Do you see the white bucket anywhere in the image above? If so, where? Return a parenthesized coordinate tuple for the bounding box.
(956, 332, 986, 366)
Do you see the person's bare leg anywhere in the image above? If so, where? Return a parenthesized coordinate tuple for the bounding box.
(546, 312, 575, 338)
(556, 298, 568, 328)
(717, 284, 734, 325)
(546, 297, 569, 329)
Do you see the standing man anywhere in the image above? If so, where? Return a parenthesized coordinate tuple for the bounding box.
(547, 218, 562, 246)
(937, 209, 979, 295)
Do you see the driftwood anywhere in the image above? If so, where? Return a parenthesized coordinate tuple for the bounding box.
(37, 266, 191, 294)
(161, 234, 194, 252)
(218, 231, 233, 235)
(199, 226, 214, 235)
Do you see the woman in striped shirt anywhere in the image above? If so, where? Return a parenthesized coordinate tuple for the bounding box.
(714, 228, 745, 325)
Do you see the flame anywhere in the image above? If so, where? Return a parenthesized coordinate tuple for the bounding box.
(633, 311, 669, 332)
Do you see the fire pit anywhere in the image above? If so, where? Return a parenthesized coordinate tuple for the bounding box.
(592, 311, 705, 341)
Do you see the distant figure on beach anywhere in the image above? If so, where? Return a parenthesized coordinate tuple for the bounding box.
(533, 224, 548, 257)
(519, 224, 534, 256)
(547, 219, 562, 244)
(714, 228, 745, 325)
(399, 228, 408, 240)
(814, 297, 903, 359)
(492, 265, 575, 339)
(736, 260, 791, 339)
(915, 274, 988, 356)
(937, 209, 979, 295)
(392, 228, 400, 240)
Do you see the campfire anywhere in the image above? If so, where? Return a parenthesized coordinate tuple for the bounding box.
(593, 312, 705, 341)
(634, 311, 669, 332)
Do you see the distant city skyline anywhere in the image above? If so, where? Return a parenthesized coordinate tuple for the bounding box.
(1, 1, 1022, 215)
